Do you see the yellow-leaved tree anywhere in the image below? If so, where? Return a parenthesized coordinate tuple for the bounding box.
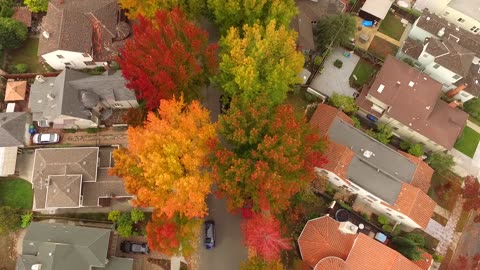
(118, 0, 205, 20)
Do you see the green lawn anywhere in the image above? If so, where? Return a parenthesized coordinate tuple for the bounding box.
(350, 59, 378, 87)
(454, 126, 480, 158)
(368, 36, 399, 60)
(378, 13, 406, 41)
(0, 178, 33, 209)
(8, 38, 44, 73)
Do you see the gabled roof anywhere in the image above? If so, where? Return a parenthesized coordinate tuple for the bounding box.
(314, 257, 349, 270)
(0, 112, 27, 147)
(38, 0, 128, 61)
(358, 56, 468, 149)
(392, 183, 436, 229)
(399, 152, 434, 194)
(309, 103, 354, 137)
(360, 0, 394, 20)
(425, 38, 475, 77)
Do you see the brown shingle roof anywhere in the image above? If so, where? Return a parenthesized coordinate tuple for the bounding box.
(298, 216, 356, 267)
(393, 183, 436, 229)
(398, 152, 434, 194)
(38, 0, 128, 61)
(455, 62, 480, 96)
(402, 37, 423, 59)
(360, 56, 468, 149)
(426, 38, 475, 77)
(309, 103, 354, 137)
(12, 7, 31, 27)
(45, 175, 82, 208)
(345, 234, 422, 270)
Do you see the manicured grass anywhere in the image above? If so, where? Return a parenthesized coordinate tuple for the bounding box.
(368, 36, 399, 60)
(0, 178, 33, 209)
(378, 13, 406, 41)
(8, 38, 43, 73)
(349, 59, 378, 87)
(428, 171, 462, 212)
(454, 126, 480, 158)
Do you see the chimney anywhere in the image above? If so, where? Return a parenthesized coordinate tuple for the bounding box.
(448, 100, 462, 108)
(446, 84, 467, 98)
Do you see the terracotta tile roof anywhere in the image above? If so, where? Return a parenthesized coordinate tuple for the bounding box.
(314, 257, 349, 270)
(393, 183, 436, 229)
(13, 7, 31, 27)
(398, 152, 434, 194)
(346, 234, 422, 270)
(310, 104, 354, 137)
(298, 216, 356, 267)
(414, 251, 433, 270)
(360, 56, 468, 149)
(322, 141, 355, 181)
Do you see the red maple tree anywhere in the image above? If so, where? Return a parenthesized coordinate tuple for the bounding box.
(241, 213, 292, 262)
(118, 8, 217, 110)
(451, 255, 468, 270)
(462, 176, 480, 211)
(146, 216, 180, 254)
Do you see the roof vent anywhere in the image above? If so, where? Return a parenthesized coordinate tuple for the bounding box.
(42, 31, 50, 39)
(426, 17, 431, 21)
(455, 27, 460, 31)
(423, 77, 427, 80)
(363, 150, 373, 158)
(396, 81, 401, 85)
(338, 221, 358, 235)
(408, 81, 415, 87)
(437, 27, 445, 37)
(35, 75, 46, 83)
(31, 264, 42, 270)
(426, 106, 431, 110)
(47, 93, 55, 100)
(66, 188, 70, 193)
(377, 84, 385, 93)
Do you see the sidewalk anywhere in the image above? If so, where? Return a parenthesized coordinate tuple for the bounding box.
(467, 119, 480, 133)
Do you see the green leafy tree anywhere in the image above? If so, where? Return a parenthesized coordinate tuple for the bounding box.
(0, 0, 14, 18)
(131, 208, 145, 223)
(217, 21, 303, 108)
(0, 206, 21, 234)
(367, 124, 393, 144)
(0, 17, 27, 49)
(378, 215, 389, 225)
(118, 0, 205, 20)
(117, 212, 134, 237)
(315, 14, 356, 52)
(24, 0, 48, 13)
(328, 93, 358, 114)
(408, 143, 424, 157)
(390, 236, 423, 261)
(208, 0, 297, 32)
(426, 152, 455, 174)
(108, 210, 121, 222)
(400, 140, 411, 151)
(404, 233, 426, 247)
(464, 98, 480, 120)
(21, 212, 33, 228)
(351, 115, 361, 128)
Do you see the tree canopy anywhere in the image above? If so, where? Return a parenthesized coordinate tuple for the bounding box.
(118, 0, 205, 20)
(426, 152, 455, 174)
(210, 97, 326, 214)
(118, 9, 217, 110)
(217, 21, 303, 108)
(24, 0, 48, 13)
(111, 97, 216, 220)
(463, 98, 480, 121)
(0, 17, 27, 50)
(315, 14, 356, 52)
(208, 0, 297, 32)
(328, 93, 358, 114)
(0, 0, 14, 18)
(389, 235, 423, 261)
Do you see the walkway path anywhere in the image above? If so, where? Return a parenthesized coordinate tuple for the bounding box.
(426, 198, 465, 255)
(467, 119, 480, 133)
(374, 31, 401, 46)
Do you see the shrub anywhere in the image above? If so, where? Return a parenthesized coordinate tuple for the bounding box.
(402, 57, 415, 67)
(382, 224, 393, 232)
(325, 183, 337, 197)
(108, 210, 121, 222)
(131, 208, 145, 223)
(329, 93, 358, 114)
(334, 59, 343, 69)
(86, 127, 99, 133)
(63, 128, 77, 133)
(378, 215, 389, 225)
(0, 0, 14, 18)
(24, 0, 48, 13)
(338, 201, 353, 211)
(351, 115, 361, 128)
(313, 55, 323, 66)
(20, 212, 33, 228)
(14, 63, 28, 73)
(349, 0, 357, 5)
(0, 17, 28, 50)
(400, 140, 411, 151)
(117, 212, 133, 237)
(404, 232, 425, 247)
(408, 143, 424, 157)
(433, 254, 444, 263)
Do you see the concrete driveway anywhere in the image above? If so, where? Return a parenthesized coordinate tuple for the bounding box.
(309, 47, 360, 98)
(198, 195, 247, 270)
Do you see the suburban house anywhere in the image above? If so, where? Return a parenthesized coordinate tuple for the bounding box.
(29, 69, 138, 129)
(0, 112, 29, 176)
(311, 103, 436, 230)
(356, 56, 469, 152)
(38, 0, 131, 70)
(359, 0, 394, 22)
(17, 222, 133, 270)
(398, 11, 480, 101)
(413, 0, 480, 33)
(30, 147, 133, 211)
(298, 216, 433, 270)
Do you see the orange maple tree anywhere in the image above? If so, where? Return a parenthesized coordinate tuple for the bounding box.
(111, 96, 216, 220)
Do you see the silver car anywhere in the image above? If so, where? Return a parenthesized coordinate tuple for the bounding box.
(32, 133, 60, 144)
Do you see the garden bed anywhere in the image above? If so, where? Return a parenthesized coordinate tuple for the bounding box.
(349, 59, 378, 87)
(0, 178, 33, 209)
(454, 126, 480, 158)
(367, 36, 399, 60)
(378, 13, 406, 41)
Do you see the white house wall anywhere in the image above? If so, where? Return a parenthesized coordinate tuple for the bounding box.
(53, 115, 97, 129)
(42, 50, 106, 70)
(316, 168, 422, 230)
(423, 62, 461, 87)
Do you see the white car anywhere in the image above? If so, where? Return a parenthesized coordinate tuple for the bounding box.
(32, 133, 60, 144)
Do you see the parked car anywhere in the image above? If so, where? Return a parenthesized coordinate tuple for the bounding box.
(32, 133, 60, 144)
(204, 220, 215, 249)
(120, 241, 150, 254)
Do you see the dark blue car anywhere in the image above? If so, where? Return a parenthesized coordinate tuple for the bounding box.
(204, 220, 215, 249)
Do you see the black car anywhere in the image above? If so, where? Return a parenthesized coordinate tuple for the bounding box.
(204, 220, 215, 249)
(120, 241, 150, 254)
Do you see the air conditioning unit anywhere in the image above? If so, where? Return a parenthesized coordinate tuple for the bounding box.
(31, 264, 42, 270)
(338, 221, 359, 234)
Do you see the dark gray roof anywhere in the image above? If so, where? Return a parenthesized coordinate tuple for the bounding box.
(328, 118, 417, 204)
(17, 223, 132, 270)
(29, 69, 136, 122)
(447, 0, 480, 22)
(0, 112, 28, 147)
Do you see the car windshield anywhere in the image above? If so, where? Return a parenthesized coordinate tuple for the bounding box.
(206, 237, 211, 242)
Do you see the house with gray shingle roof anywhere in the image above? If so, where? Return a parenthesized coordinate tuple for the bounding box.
(0, 112, 29, 176)
(17, 222, 133, 270)
(29, 69, 138, 129)
(31, 147, 133, 211)
(38, 0, 131, 70)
